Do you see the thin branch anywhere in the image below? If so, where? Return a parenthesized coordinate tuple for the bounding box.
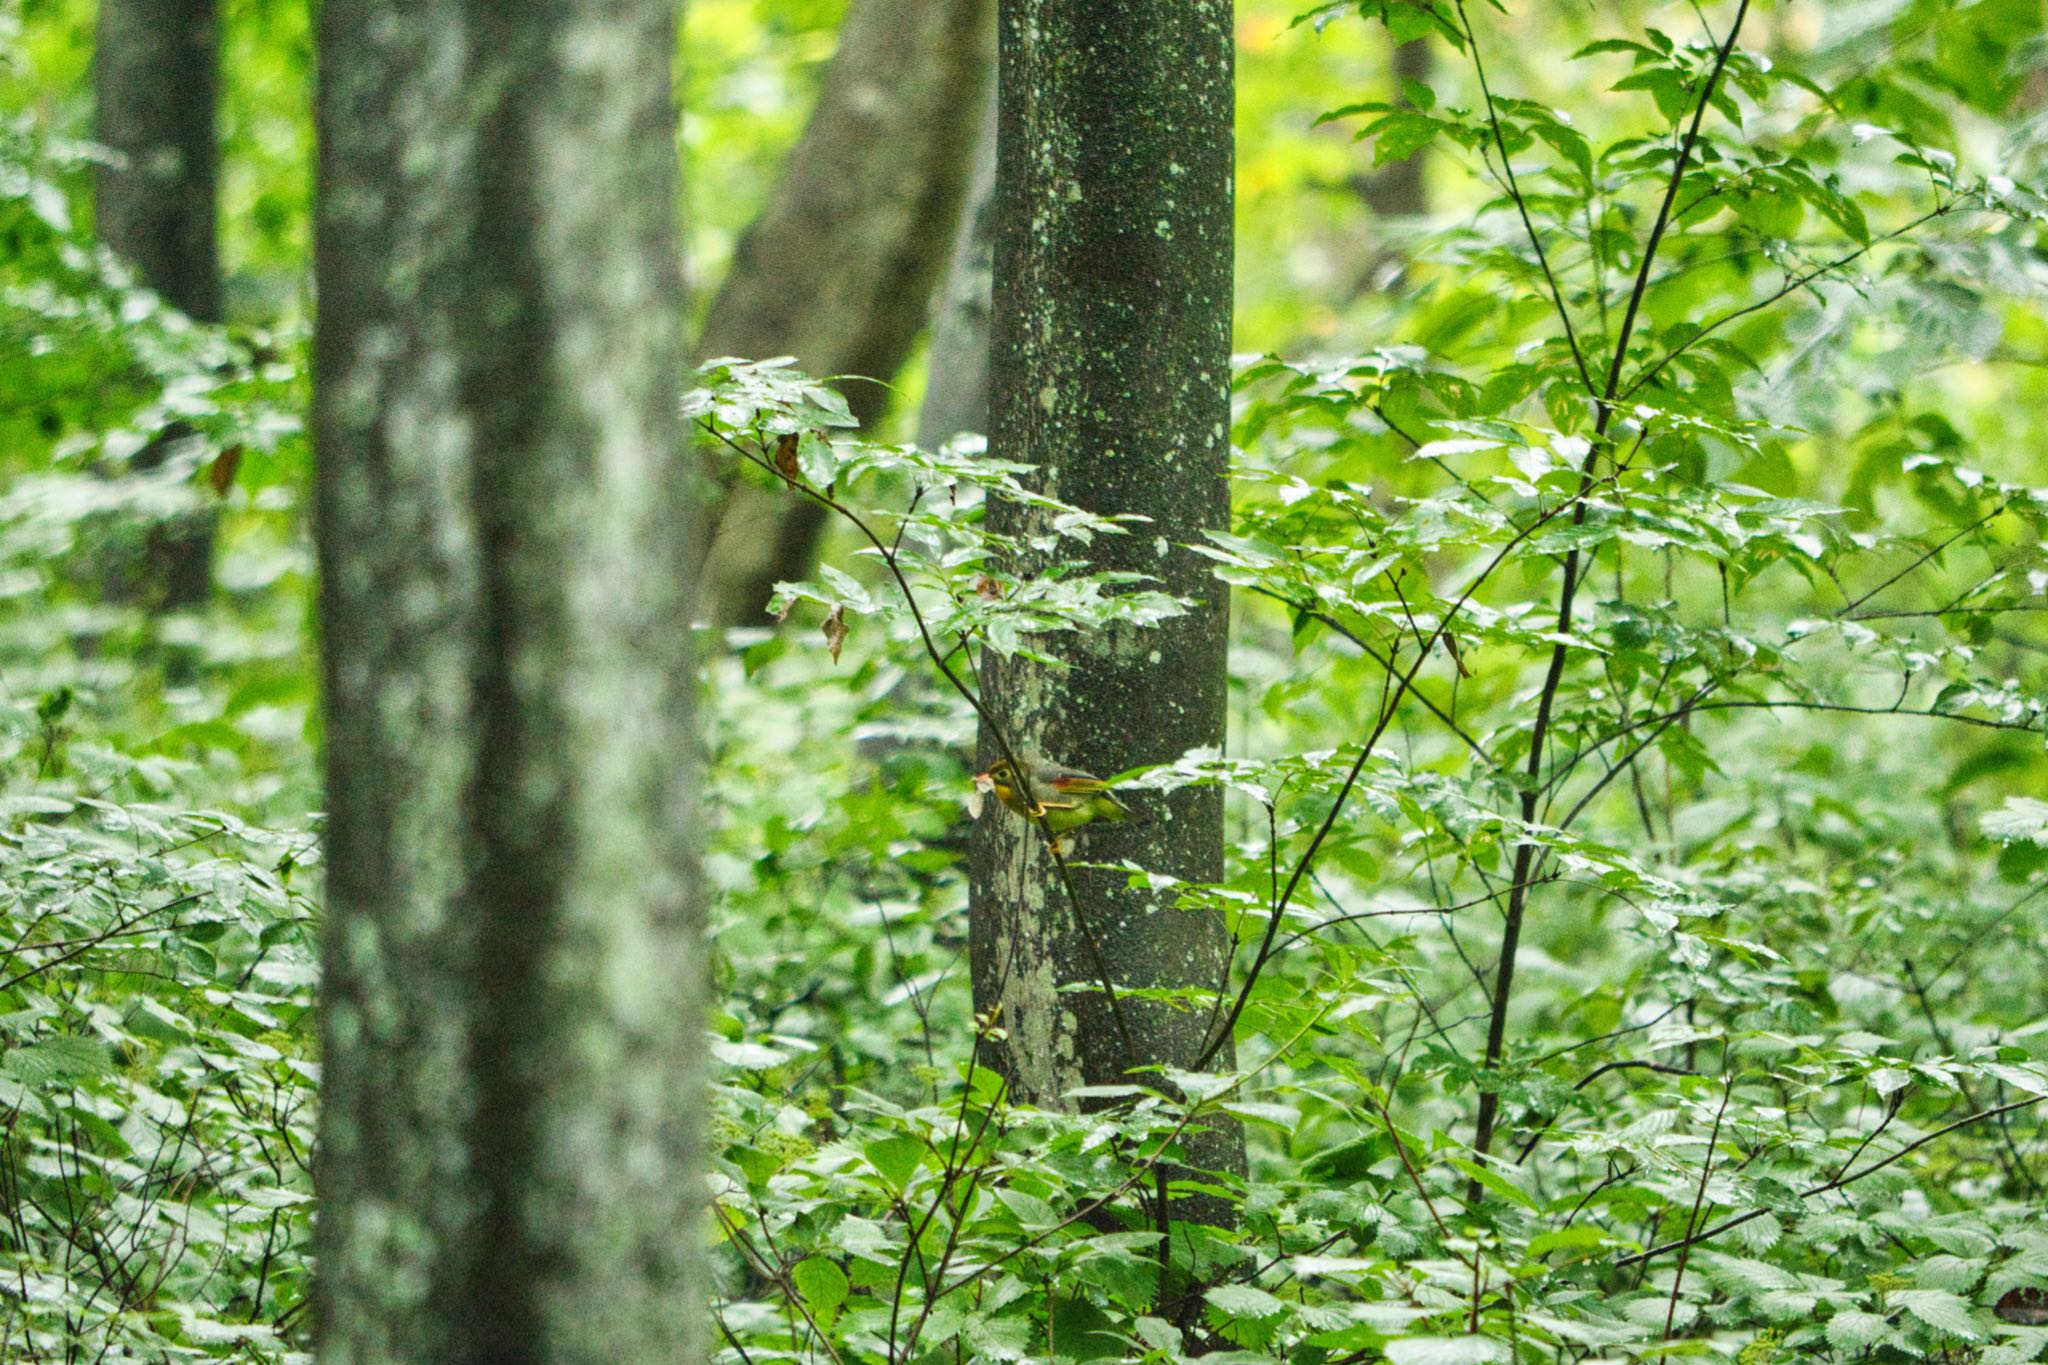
(1454, 0, 1598, 396)
(1514, 1060, 1696, 1164)
(1597, 0, 1754, 423)
(1616, 1094, 2047, 1268)
(1658, 1077, 1734, 1365)
(1193, 477, 1617, 1070)
(1245, 585, 1496, 765)
(1619, 205, 1952, 404)
(1469, 0, 1752, 1191)
(1839, 503, 2008, 617)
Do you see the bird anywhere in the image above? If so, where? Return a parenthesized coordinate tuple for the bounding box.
(973, 757, 1145, 853)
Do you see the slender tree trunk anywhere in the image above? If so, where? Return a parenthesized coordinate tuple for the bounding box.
(968, 0, 1245, 1201)
(915, 72, 997, 452)
(94, 0, 220, 322)
(1360, 38, 1431, 220)
(697, 0, 994, 628)
(93, 0, 220, 608)
(312, 3, 701, 1361)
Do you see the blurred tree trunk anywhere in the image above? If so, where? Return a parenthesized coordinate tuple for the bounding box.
(697, 0, 994, 629)
(968, 0, 1245, 1213)
(1360, 37, 1431, 219)
(312, 2, 701, 1361)
(93, 0, 220, 608)
(915, 74, 997, 452)
(95, 0, 220, 321)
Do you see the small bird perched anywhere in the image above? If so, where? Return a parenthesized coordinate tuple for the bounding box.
(973, 757, 1144, 853)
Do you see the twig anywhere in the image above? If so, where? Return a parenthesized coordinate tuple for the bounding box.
(1616, 1094, 2047, 1268)
(1514, 1060, 1696, 1164)
(1454, 0, 1597, 396)
(1192, 475, 1618, 1069)
(1658, 1077, 1735, 1364)
(1469, 0, 1752, 1193)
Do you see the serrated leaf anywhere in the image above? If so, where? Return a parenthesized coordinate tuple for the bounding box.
(863, 1136, 925, 1191)
(4, 1035, 112, 1084)
(1896, 1289, 1982, 1339)
(1446, 1157, 1539, 1210)
(1826, 1310, 1896, 1351)
(1207, 1283, 1288, 1320)
(1385, 1336, 1507, 1365)
(1984, 798, 2048, 846)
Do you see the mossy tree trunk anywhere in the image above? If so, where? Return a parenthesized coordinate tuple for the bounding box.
(93, 0, 220, 608)
(312, 3, 701, 1362)
(968, 0, 1245, 1198)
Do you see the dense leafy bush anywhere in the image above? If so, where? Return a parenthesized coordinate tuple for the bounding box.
(1, 90, 317, 1359)
(3, 0, 2047, 1360)
(704, 4, 2048, 1362)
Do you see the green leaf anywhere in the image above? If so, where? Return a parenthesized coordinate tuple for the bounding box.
(1895, 1290, 1982, 1340)
(4, 1035, 113, 1084)
(863, 1136, 926, 1191)
(1447, 1157, 1539, 1210)
(1206, 1283, 1288, 1321)
(1385, 1336, 1508, 1365)
(1826, 1310, 1896, 1351)
(1983, 798, 2048, 846)
(791, 1256, 849, 1328)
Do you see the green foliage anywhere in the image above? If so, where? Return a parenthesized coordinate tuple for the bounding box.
(704, 3, 2048, 1362)
(6, 0, 2048, 1360)
(0, 43, 318, 1355)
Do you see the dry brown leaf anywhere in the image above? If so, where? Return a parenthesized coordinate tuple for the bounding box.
(822, 603, 848, 664)
(207, 446, 243, 498)
(773, 431, 802, 485)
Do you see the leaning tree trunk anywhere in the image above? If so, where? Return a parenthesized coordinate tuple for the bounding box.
(93, 0, 220, 608)
(697, 0, 994, 628)
(312, 3, 701, 1361)
(968, 0, 1245, 1201)
(915, 73, 998, 453)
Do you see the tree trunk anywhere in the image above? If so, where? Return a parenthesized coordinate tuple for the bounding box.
(312, 3, 701, 1362)
(1360, 37, 1431, 220)
(696, 0, 994, 629)
(93, 0, 220, 608)
(915, 72, 997, 452)
(94, 0, 220, 322)
(968, 0, 1245, 1202)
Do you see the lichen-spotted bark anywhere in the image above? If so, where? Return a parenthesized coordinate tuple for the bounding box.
(312, 4, 700, 1362)
(969, 0, 1245, 1199)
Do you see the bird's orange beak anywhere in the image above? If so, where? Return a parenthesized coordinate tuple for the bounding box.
(971, 770, 995, 793)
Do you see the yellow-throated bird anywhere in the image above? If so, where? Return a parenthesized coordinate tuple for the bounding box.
(974, 757, 1144, 852)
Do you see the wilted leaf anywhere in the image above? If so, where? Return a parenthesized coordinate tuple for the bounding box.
(822, 603, 848, 663)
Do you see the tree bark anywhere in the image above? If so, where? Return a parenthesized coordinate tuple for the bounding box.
(93, 0, 220, 608)
(312, 3, 701, 1362)
(94, 0, 220, 322)
(915, 73, 998, 452)
(696, 0, 994, 629)
(968, 0, 1245, 1202)
(1360, 37, 1432, 220)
